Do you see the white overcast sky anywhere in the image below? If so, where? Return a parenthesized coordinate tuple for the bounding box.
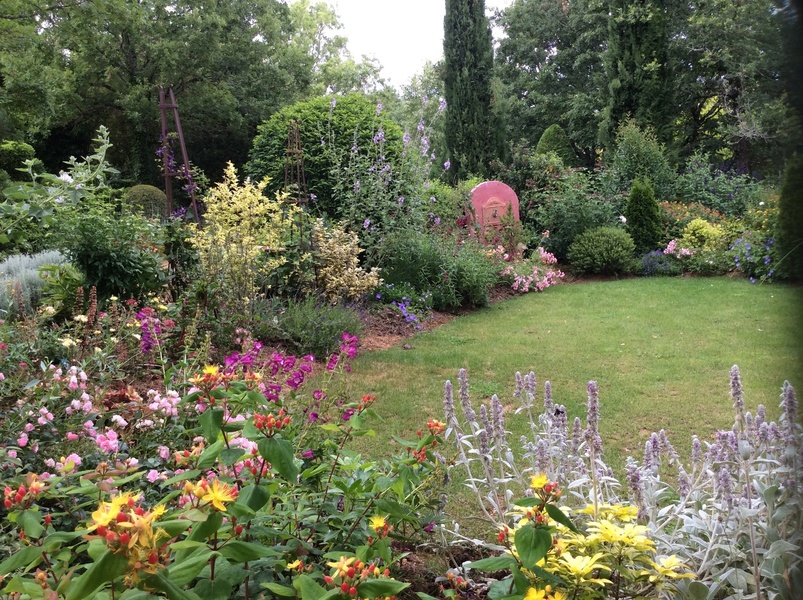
(329, 0, 514, 88)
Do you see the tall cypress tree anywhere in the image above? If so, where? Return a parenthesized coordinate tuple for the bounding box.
(443, 0, 499, 181)
(600, 0, 676, 149)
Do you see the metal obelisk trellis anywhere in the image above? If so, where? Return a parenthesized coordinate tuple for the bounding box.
(158, 86, 200, 222)
(283, 120, 309, 243)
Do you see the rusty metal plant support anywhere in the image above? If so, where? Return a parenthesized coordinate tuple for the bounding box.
(158, 86, 200, 222)
(283, 120, 309, 243)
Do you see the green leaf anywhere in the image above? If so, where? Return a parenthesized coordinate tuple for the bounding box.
(294, 574, 340, 600)
(514, 526, 551, 570)
(261, 582, 297, 597)
(174, 512, 223, 564)
(467, 555, 518, 571)
(166, 548, 216, 587)
(357, 579, 410, 597)
(527, 563, 565, 586)
(162, 469, 201, 486)
(0, 546, 42, 574)
(688, 581, 710, 600)
(192, 577, 232, 600)
(17, 510, 45, 539)
(42, 530, 89, 551)
(511, 498, 541, 508)
(144, 571, 203, 600)
(258, 436, 298, 481)
(544, 504, 579, 533)
(157, 520, 192, 538)
(236, 484, 271, 513)
(220, 448, 245, 466)
(197, 439, 225, 469)
(219, 540, 279, 563)
(200, 409, 224, 443)
(65, 549, 129, 600)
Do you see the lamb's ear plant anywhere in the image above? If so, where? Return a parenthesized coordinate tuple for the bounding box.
(441, 366, 801, 600)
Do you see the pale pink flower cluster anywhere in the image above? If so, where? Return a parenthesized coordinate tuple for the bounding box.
(502, 263, 565, 293)
(664, 239, 694, 258)
(537, 247, 558, 265)
(66, 393, 93, 415)
(43, 453, 82, 474)
(95, 428, 119, 453)
(147, 389, 181, 418)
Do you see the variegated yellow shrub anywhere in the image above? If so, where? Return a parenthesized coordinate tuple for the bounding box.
(190, 162, 301, 314)
(311, 219, 382, 304)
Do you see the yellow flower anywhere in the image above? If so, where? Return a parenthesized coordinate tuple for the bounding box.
(551, 590, 569, 600)
(286, 559, 303, 571)
(90, 492, 141, 529)
(530, 473, 549, 490)
(369, 515, 387, 531)
(326, 555, 356, 578)
(200, 479, 237, 511)
(203, 365, 220, 376)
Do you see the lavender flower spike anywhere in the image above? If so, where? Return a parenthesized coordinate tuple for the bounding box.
(730, 364, 746, 432)
(443, 380, 457, 432)
(458, 368, 477, 425)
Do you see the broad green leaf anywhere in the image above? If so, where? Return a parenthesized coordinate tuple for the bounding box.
(163, 469, 201, 486)
(467, 555, 518, 571)
(688, 581, 711, 600)
(220, 448, 245, 466)
(65, 549, 128, 600)
(357, 579, 410, 597)
(197, 439, 225, 469)
(166, 548, 216, 587)
(0, 546, 42, 574)
(294, 574, 340, 600)
(511, 497, 541, 508)
(262, 582, 296, 596)
(157, 520, 192, 538)
(219, 540, 279, 562)
(514, 526, 551, 570)
(258, 436, 298, 481)
(200, 408, 224, 443)
(192, 577, 232, 599)
(174, 512, 223, 564)
(236, 484, 271, 512)
(144, 571, 203, 600)
(17, 510, 45, 539)
(41, 529, 88, 552)
(544, 504, 579, 533)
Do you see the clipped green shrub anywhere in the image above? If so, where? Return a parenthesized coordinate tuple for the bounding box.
(567, 226, 636, 275)
(0, 140, 35, 175)
(246, 94, 404, 220)
(604, 120, 676, 201)
(535, 124, 578, 167)
(0, 250, 67, 319)
(125, 184, 168, 219)
(776, 155, 803, 280)
(678, 218, 726, 251)
(274, 297, 362, 359)
(624, 179, 664, 253)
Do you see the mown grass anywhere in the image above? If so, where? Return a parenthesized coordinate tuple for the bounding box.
(349, 277, 803, 476)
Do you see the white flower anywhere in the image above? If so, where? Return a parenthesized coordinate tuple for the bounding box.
(57, 172, 73, 184)
(619, 215, 627, 224)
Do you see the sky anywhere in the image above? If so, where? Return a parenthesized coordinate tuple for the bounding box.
(330, 0, 514, 89)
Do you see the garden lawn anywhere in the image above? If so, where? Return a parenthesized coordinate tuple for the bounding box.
(350, 277, 803, 473)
